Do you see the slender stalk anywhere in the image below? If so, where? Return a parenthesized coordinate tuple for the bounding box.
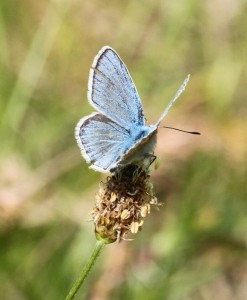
(65, 240, 106, 300)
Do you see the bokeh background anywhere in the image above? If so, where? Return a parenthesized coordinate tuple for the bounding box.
(1, 0, 247, 299)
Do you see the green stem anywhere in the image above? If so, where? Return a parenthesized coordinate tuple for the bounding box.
(65, 240, 106, 300)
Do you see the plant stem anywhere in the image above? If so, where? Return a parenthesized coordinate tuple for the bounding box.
(65, 240, 106, 300)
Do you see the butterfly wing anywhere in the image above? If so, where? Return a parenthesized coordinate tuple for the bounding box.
(75, 113, 131, 172)
(88, 46, 145, 128)
(155, 75, 190, 126)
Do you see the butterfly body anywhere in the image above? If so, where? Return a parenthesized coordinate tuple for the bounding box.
(120, 127, 157, 166)
(75, 46, 190, 173)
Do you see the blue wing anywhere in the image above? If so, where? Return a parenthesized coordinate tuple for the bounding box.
(87, 46, 145, 128)
(75, 113, 131, 172)
(155, 75, 190, 126)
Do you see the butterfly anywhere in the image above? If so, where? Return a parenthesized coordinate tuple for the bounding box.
(75, 46, 190, 173)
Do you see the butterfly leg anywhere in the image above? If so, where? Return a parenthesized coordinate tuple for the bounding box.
(143, 153, 156, 168)
(110, 153, 156, 174)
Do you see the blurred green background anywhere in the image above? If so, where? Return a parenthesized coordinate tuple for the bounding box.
(1, 0, 247, 299)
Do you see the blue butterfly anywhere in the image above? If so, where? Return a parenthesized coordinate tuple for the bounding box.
(75, 46, 190, 173)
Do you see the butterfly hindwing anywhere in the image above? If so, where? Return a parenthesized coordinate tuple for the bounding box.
(75, 113, 130, 172)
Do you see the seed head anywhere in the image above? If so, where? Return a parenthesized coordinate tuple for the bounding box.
(91, 160, 159, 243)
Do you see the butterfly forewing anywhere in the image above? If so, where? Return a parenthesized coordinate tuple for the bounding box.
(75, 113, 130, 172)
(88, 46, 145, 128)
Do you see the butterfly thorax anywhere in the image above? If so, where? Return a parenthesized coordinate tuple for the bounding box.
(129, 125, 155, 144)
(121, 125, 157, 165)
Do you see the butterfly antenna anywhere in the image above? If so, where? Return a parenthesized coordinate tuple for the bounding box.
(159, 125, 200, 135)
(155, 74, 190, 127)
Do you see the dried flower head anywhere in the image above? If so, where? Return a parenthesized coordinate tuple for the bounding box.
(91, 158, 159, 243)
